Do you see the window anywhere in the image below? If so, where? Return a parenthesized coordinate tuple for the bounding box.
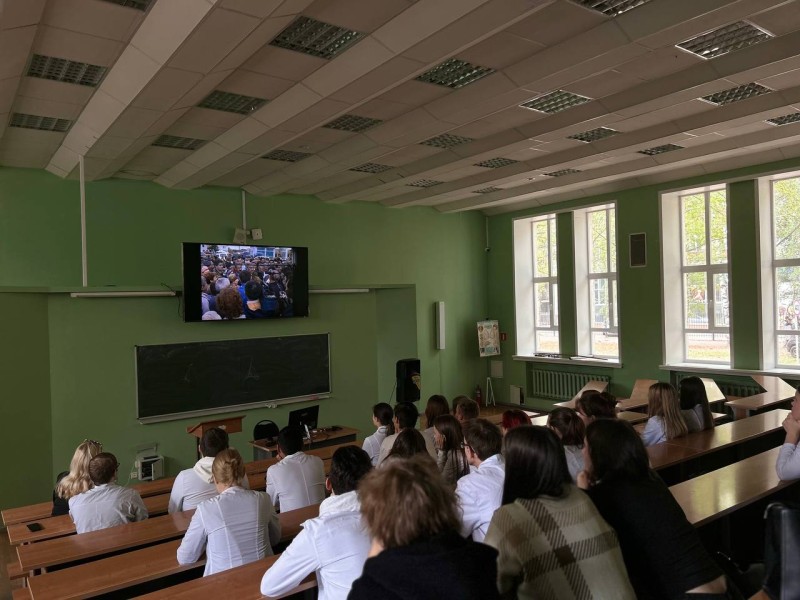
(661, 186, 730, 364)
(574, 205, 618, 359)
(514, 214, 559, 355)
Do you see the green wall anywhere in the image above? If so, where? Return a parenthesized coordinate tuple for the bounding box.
(0, 167, 488, 512)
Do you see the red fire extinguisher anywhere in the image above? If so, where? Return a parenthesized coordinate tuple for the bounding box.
(474, 384, 483, 407)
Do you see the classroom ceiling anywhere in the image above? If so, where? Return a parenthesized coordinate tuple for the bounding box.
(2, 0, 800, 214)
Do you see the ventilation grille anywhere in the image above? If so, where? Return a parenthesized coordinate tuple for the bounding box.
(677, 21, 772, 59)
(27, 54, 106, 87)
(101, 0, 153, 10)
(701, 83, 771, 106)
(415, 58, 495, 89)
(473, 186, 503, 194)
(197, 90, 267, 115)
(572, 0, 651, 16)
(349, 162, 392, 173)
(420, 133, 474, 149)
(520, 90, 592, 114)
(530, 369, 610, 401)
(568, 127, 619, 143)
(323, 114, 382, 133)
(262, 149, 312, 162)
(9, 112, 72, 132)
(544, 168, 582, 177)
(767, 113, 800, 126)
(407, 179, 443, 188)
(152, 135, 207, 150)
(474, 157, 519, 169)
(638, 143, 684, 155)
(270, 16, 363, 60)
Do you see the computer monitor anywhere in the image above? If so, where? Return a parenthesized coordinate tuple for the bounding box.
(287, 404, 319, 437)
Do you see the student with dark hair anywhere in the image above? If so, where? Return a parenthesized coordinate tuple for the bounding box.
(679, 376, 715, 432)
(547, 407, 586, 482)
(484, 426, 634, 599)
(575, 390, 617, 424)
(500, 409, 531, 434)
(422, 394, 450, 446)
(244, 279, 273, 318)
(456, 419, 504, 542)
(178, 449, 280, 576)
(578, 419, 728, 599)
(642, 382, 688, 446)
(266, 426, 325, 511)
(385, 428, 431, 463)
(348, 455, 500, 600)
(455, 397, 480, 426)
(169, 427, 249, 513)
(433, 414, 469, 486)
(261, 446, 373, 600)
(69, 452, 148, 533)
(362, 402, 394, 466)
(377, 402, 436, 464)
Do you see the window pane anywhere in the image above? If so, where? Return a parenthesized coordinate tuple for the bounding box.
(713, 273, 729, 328)
(709, 190, 728, 264)
(777, 334, 800, 366)
(685, 332, 730, 362)
(684, 271, 708, 329)
(552, 283, 559, 327)
(533, 220, 549, 277)
(535, 330, 559, 354)
(589, 210, 608, 274)
(612, 278, 618, 329)
(773, 178, 800, 260)
(591, 278, 610, 328)
(609, 208, 616, 273)
(535, 282, 551, 328)
(592, 331, 618, 358)
(549, 217, 558, 277)
(682, 194, 707, 266)
(776, 266, 800, 330)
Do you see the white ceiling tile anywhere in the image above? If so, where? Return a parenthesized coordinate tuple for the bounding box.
(76, 89, 127, 137)
(0, 78, 19, 113)
(0, 146, 52, 168)
(35, 25, 123, 66)
(105, 105, 162, 137)
(303, 37, 394, 97)
(101, 44, 160, 104)
(242, 45, 326, 82)
(85, 134, 138, 158)
(209, 158, 281, 187)
(305, 0, 412, 33)
(143, 107, 191, 136)
(175, 107, 245, 130)
(328, 55, 425, 105)
(354, 97, 412, 120)
(219, 69, 293, 99)
(0, 0, 46, 29)
(13, 95, 83, 120)
(174, 69, 234, 109)
(165, 117, 230, 141)
(504, 1, 605, 47)
(251, 84, 322, 127)
(458, 32, 544, 70)
(215, 118, 270, 153)
(0, 26, 36, 80)
(124, 146, 193, 176)
(376, 80, 450, 107)
(131, 0, 215, 65)
(131, 68, 204, 110)
(236, 126, 296, 155)
(759, 68, 800, 91)
(42, 0, 143, 42)
(17, 77, 94, 106)
(220, 0, 284, 18)
(749, 3, 800, 36)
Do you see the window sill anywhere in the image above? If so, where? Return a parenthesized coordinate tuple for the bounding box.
(661, 363, 800, 378)
(514, 355, 621, 368)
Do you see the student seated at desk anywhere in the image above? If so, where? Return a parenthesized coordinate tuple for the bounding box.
(383, 428, 434, 466)
(456, 419, 505, 543)
(178, 448, 280, 575)
(377, 402, 436, 465)
(260, 446, 372, 600)
(53, 439, 103, 517)
(422, 394, 450, 447)
(578, 420, 729, 600)
(455, 397, 480, 430)
(266, 427, 325, 512)
(679, 376, 715, 433)
(500, 409, 532, 435)
(777, 386, 800, 480)
(642, 382, 688, 446)
(362, 402, 394, 466)
(547, 407, 585, 482)
(575, 390, 617, 425)
(169, 427, 248, 513)
(433, 414, 469, 486)
(69, 452, 148, 533)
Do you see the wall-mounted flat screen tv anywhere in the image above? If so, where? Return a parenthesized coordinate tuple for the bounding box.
(182, 243, 309, 322)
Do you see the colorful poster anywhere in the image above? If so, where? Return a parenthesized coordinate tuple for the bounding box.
(477, 320, 500, 357)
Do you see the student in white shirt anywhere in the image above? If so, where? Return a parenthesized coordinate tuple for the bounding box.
(261, 445, 373, 600)
(362, 403, 394, 466)
(69, 452, 148, 534)
(168, 427, 248, 513)
(455, 418, 504, 543)
(777, 387, 800, 480)
(266, 427, 325, 512)
(177, 448, 280, 576)
(377, 402, 437, 465)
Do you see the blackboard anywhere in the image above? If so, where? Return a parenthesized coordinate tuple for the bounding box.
(136, 334, 330, 422)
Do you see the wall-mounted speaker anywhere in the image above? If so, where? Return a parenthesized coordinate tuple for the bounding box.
(629, 233, 647, 268)
(396, 358, 421, 402)
(435, 301, 445, 350)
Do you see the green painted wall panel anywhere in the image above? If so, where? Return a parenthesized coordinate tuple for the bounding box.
(557, 213, 576, 357)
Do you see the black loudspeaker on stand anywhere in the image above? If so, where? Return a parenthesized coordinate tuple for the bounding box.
(396, 358, 421, 402)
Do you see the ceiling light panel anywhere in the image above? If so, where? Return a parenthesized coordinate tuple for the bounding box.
(474, 157, 519, 168)
(638, 143, 684, 155)
(677, 21, 772, 60)
(420, 133, 474, 149)
(323, 114, 383, 133)
(27, 54, 107, 87)
(349, 162, 392, 173)
(700, 83, 771, 106)
(568, 127, 619, 143)
(544, 168, 582, 177)
(270, 16, 364, 60)
(101, 0, 153, 10)
(197, 90, 268, 115)
(415, 58, 495, 89)
(152, 135, 207, 150)
(520, 90, 592, 114)
(9, 113, 72, 132)
(407, 179, 443, 188)
(473, 186, 503, 193)
(572, 0, 652, 16)
(262, 149, 312, 162)
(766, 113, 800, 126)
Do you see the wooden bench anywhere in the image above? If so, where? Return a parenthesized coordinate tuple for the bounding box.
(726, 375, 795, 419)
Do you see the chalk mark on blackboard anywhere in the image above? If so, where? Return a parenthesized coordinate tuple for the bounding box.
(245, 359, 260, 382)
(183, 362, 194, 384)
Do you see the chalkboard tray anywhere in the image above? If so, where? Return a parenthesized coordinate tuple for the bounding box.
(136, 334, 330, 423)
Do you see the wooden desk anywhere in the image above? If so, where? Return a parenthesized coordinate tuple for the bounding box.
(615, 379, 658, 411)
(671, 447, 798, 527)
(669, 410, 788, 456)
(726, 375, 795, 419)
(251, 426, 359, 460)
(554, 380, 609, 410)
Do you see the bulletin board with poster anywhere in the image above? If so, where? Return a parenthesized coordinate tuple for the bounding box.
(477, 320, 500, 357)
